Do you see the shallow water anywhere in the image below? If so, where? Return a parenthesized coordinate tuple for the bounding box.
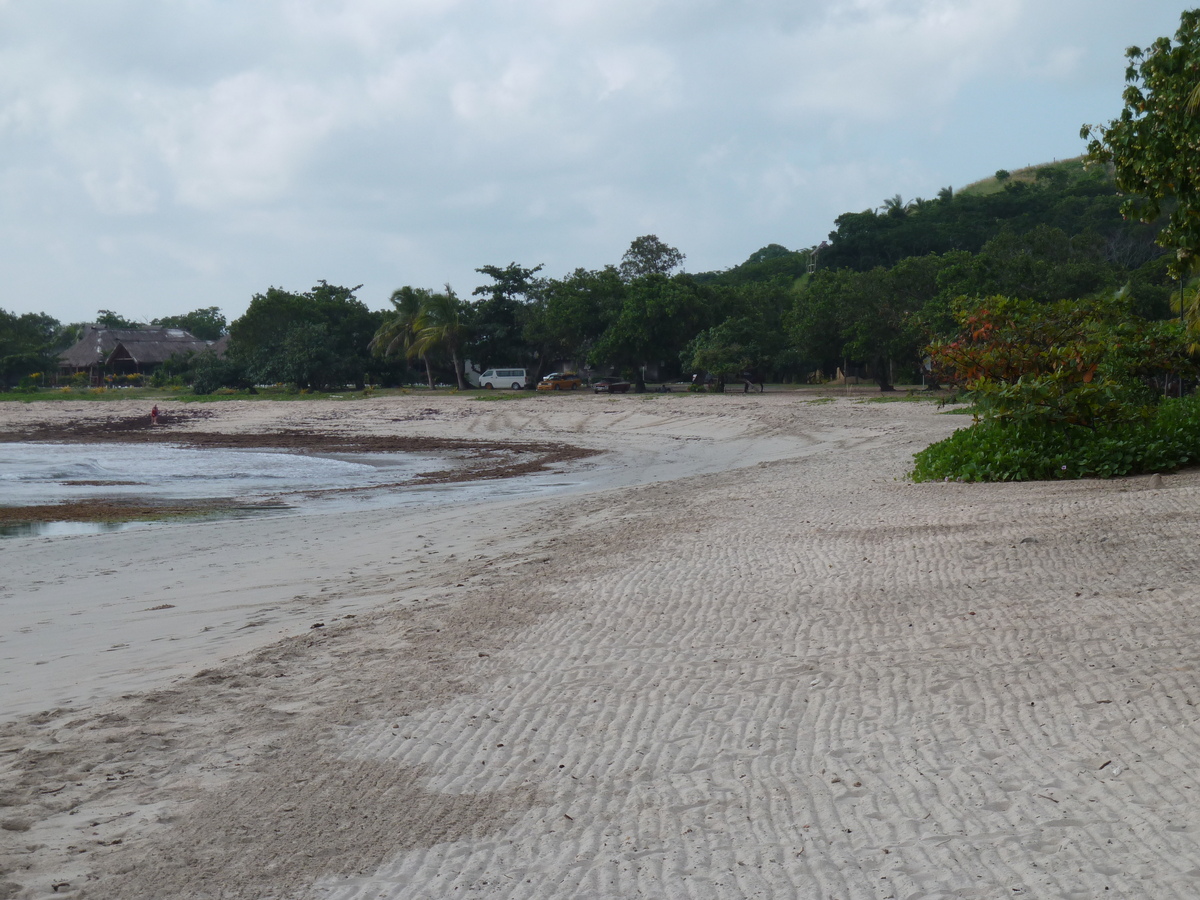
(0, 519, 148, 537)
(0, 441, 582, 535)
(0, 442, 442, 505)
(0, 442, 456, 536)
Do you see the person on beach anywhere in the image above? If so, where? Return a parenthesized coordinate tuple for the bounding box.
(151, 405, 159, 426)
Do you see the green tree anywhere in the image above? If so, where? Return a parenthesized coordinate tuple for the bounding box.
(372, 286, 436, 388)
(682, 322, 751, 391)
(618, 235, 685, 281)
(152, 306, 227, 341)
(936, 226, 1115, 305)
(789, 258, 936, 390)
(838, 268, 923, 391)
(693, 245, 813, 287)
(1124, 255, 1177, 320)
(817, 163, 1133, 273)
(744, 244, 793, 265)
(186, 351, 250, 395)
(1082, 9, 1200, 276)
(524, 266, 625, 368)
(414, 287, 471, 390)
(682, 314, 781, 392)
(0, 309, 62, 388)
(1035, 166, 1070, 191)
(274, 322, 339, 389)
(592, 273, 713, 390)
(95, 309, 140, 329)
(468, 263, 543, 372)
(787, 270, 850, 375)
(880, 194, 909, 218)
(229, 282, 378, 390)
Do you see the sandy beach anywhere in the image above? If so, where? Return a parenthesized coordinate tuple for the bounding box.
(3, 391, 1200, 899)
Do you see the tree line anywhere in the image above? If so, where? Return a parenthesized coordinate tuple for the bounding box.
(0, 158, 1184, 394)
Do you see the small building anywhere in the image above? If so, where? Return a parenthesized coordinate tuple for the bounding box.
(59, 326, 216, 384)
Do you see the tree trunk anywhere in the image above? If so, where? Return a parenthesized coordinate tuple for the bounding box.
(451, 350, 467, 391)
(423, 354, 435, 390)
(875, 355, 895, 391)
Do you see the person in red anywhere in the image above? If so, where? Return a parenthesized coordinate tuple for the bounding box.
(151, 405, 159, 426)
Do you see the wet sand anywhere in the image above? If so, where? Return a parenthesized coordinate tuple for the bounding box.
(2, 393, 1200, 899)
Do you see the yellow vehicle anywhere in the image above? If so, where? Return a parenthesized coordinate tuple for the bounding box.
(536, 372, 583, 391)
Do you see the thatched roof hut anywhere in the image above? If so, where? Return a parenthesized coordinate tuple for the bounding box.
(59, 326, 216, 381)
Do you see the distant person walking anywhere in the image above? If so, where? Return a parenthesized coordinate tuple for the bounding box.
(150, 405, 159, 426)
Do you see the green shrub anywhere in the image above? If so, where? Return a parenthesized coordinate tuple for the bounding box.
(929, 295, 1192, 428)
(188, 352, 249, 395)
(917, 294, 1199, 481)
(912, 393, 1200, 481)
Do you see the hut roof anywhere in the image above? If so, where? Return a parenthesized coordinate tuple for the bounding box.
(109, 332, 210, 365)
(208, 333, 231, 358)
(59, 326, 120, 368)
(59, 326, 212, 368)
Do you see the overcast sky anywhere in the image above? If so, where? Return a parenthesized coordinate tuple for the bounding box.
(0, 0, 1189, 324)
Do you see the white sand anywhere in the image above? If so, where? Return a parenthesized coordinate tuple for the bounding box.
(2, 392, 1199, 899)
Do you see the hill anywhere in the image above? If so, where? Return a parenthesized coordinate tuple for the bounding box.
(958, 155, 1093, 197)
(701, 155, 1160, 290)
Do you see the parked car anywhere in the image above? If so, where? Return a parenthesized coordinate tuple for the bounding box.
(536, 372, 583, 391)
(592, 376, 631, 394)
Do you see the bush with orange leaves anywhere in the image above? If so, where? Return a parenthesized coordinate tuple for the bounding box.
(928, 295, 1194, 428)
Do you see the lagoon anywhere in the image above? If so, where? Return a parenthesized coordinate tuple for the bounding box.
(0, 442, 442, 507)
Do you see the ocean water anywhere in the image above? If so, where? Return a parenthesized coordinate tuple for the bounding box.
(0, 442, 449, 529)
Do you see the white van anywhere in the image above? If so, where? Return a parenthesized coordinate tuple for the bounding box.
(477, 368, 528, 389)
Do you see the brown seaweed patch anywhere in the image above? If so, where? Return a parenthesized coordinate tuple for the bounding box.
(0, 498, 285, 525)
(60, 480, 147, 487)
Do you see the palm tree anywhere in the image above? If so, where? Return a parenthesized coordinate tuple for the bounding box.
(371, 286, 435, 388)
(880, 194, 909, 218)
(937, 186, 954, 203)
(413, 286, 471, 390)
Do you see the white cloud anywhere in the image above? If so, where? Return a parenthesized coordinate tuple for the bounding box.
(82, 168, 159, 216)
(449, 57, 548, 128)
(0, 0, 1190, 322)
(592, 45, 679, 103)
(0, 58, 85, 138)
(1022, 45, 1087, 82)
(765, 0, 1026, 120)
(151, 72, 344, 208)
